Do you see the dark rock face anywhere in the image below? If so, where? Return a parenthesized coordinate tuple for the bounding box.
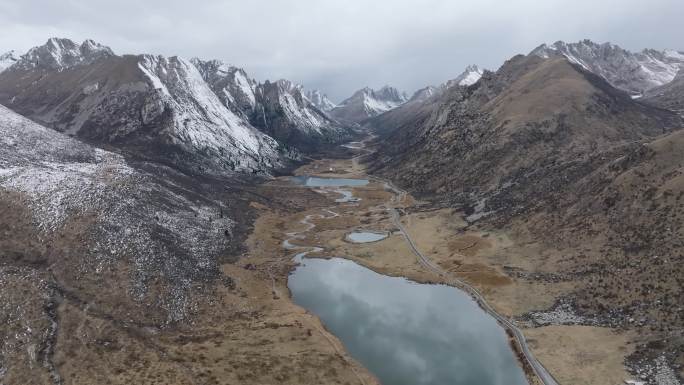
(643, 70, 684, 114)
(251, 79, 352, 151)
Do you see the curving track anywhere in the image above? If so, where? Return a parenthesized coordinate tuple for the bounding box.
(381, 180, 560, 385)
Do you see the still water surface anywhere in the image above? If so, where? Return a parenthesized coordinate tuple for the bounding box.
(346, 231, 388, 243)
(290, 176, 369, 187)
(288, 257, 528, 385)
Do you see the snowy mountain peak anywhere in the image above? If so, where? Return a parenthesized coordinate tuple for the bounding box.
(135, 54, 283, 171)
(376, 85, 408, 103)
(18, 37, 114, 71)
(0, 50, 20, 73)
(443, 65, 484, 88)
(190, 58, 257, 117)
(531, 39, 684, 94)
(304, 89, 336, 112)
(330, 85, 407, 122)
(409, 86, 438, 102)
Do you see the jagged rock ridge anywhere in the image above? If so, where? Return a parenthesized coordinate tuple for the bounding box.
(531, 39, 684, 95)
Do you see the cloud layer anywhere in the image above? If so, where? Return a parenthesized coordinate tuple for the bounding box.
(1, 0, 682, 101)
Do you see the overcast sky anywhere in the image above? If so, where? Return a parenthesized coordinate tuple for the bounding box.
(1, 0, 682, 101)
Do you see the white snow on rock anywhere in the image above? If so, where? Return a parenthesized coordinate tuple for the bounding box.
(138, 55, 282, 172)
(0, 50, 19, 73)
(332, 85, 407, 120)
(16, 38, 114, 71)
(453, 65, 484, 86)
(531, 40, 684, 94)
(305, 89, 336, 111)
(270, 79, 330, 134)
(0, 104, 239, 322)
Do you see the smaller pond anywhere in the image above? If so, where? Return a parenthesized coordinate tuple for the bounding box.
(290, 176, 369, 187)
(346, 231, 388, 243)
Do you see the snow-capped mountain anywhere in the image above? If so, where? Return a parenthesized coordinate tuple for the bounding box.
(0, 38, 290, 175)
(305, 89, 336, 111)
(15, 37, 114, 71)
(330, 85, 407, 123)
(252, 79, 351, 149)
(190, 58, 258, 120)
(443, 65, 484, 88)
(407, 65, 483, 104)
(137, 55, 284, 171)
(531, 39, 684, 95)
(0, 50, 19, 73)
(191, 59, 352, 149)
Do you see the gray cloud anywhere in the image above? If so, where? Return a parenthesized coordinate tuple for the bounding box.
(1, 0, 682, 101)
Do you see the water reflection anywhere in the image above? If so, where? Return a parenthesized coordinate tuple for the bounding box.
(288, 257, 528, 385)
(346, 231, 388, 243)
(290, 176, 369, 187)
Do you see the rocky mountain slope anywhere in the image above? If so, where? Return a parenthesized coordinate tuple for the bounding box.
(330, 85, 407, 123)
(182, 59, 352, 152)
(190, 58, 259, 120)
(643, 70, 684, 114)
(251, 79, 352, 151)
(531, 39, 684, 96)
(366, 52, 684, 379)
(0, 103, 260, 383)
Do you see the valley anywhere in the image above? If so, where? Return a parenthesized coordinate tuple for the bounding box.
(242, 146, 636, 385)
(1, 34, 683, 385)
